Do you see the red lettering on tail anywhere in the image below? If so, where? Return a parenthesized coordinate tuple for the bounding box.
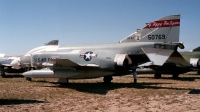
(143, 19, 180, 28)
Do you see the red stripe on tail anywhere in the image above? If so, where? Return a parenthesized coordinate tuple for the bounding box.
(143, 19, 180, 29)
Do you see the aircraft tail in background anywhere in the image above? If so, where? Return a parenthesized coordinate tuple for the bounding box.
(191, 46, 200, 52)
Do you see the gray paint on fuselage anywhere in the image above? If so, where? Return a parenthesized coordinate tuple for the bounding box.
(28, 42, 155, 69)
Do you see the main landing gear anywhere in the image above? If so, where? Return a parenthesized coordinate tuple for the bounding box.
(0, 71, 6, 77)
(154, 74, 161, 79)
(26, 77, 32, 81)
(172, 73, 179, 79)
(154, 73, 179, 79)
(197, 71, 200, 75)
(0, 67, 6, 77)
(58, 78, 69, 85)
(132, 69, 137, 83)
(103, 75, 113, 83)
(25, 67, 35, 81)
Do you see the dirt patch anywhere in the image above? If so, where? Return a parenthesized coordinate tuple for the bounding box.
(0, 73, 200, 111)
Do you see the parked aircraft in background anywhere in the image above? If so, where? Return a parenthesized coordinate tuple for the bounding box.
(0, 40, 59, 77)
(0, 54, 24, 76)
(13, 15, 188, 84)
(181, 47, 200, 74)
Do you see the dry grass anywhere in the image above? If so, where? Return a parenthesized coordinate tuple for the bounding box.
(0, 73, 200, 112)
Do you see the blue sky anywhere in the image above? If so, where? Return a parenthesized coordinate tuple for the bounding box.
(1, 0, 200, 54)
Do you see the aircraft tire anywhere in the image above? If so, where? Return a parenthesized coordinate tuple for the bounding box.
(26, 77, 32, 81)
(103, 75, 113, 83)
(59, 79, 69, 86)
(172, 73, 179, 79)
(154, 74, 161, 79)
(0, 71, 6, 77)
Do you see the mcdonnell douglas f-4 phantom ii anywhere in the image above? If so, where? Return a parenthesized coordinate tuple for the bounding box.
(13, 15, 189, 84)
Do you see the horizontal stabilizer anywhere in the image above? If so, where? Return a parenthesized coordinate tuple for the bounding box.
(142, 48, 190, 66)
(142, 48, 174, 66)
(168, 51, 190, 66)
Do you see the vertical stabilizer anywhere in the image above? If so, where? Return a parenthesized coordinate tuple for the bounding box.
(120, 15, 180, 43)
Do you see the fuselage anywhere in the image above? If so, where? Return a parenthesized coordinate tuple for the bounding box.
(20, 42, 173, 69)
(20, 42, 179, 79)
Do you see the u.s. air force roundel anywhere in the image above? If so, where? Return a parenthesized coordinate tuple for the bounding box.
(80, 51, 98, 61)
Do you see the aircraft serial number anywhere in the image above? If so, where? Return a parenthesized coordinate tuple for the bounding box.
(34, 58, 51, 62)
(148, 34, 166, 40)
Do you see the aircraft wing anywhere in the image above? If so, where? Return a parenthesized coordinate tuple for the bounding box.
(1, 64, 12, 67)
(50, 59, 99, 67)
(0, 58, 13, 67)
(168, 50, 190, 66)
(141, 48, 189, 66)
(50, 59, 80, 67)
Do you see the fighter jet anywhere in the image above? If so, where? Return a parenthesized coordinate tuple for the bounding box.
(15, 15, 188, 84)
(0, 40, 59, 77)
(0, 54, 24, 76)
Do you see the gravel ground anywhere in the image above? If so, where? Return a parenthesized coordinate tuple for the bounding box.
(0, 73, 200, 112)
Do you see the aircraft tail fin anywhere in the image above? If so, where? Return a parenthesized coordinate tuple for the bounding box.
(45, 40, 59, 45)
(119, 15, 180, 43)
(191, 46, 200, 52)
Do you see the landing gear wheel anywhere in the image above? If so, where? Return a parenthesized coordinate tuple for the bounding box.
(58, 78, 69, 86)
(26, 77, 32, 81)
(103, 75, 113, 83)
(197, 71, 200, 75)
(154, 74, 161, 79)
(173, 73, 179, 79)
(0, 71, 6, 77)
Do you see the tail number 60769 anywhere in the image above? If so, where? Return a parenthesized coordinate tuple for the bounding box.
(148, 34, 166, 40)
